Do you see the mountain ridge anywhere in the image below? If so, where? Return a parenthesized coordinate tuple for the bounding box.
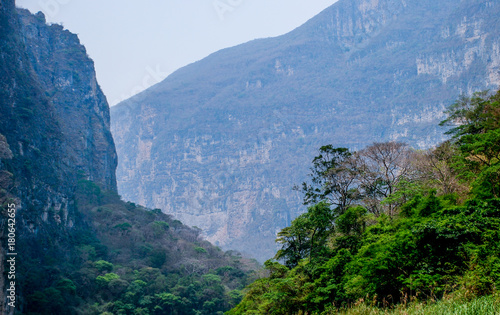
(111, 0, 500, 261)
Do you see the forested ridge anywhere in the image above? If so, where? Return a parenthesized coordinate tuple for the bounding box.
(227, 90, 500, 314)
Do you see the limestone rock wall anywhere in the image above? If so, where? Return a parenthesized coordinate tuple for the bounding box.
(111, 0, 500, 262)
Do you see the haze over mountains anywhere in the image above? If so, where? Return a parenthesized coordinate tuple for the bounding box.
(111, 0, 500, 261)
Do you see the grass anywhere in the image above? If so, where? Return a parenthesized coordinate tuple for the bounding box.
(326, 293, 500, 315)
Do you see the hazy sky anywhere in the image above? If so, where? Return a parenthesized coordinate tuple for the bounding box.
(16, 0, 338, 105)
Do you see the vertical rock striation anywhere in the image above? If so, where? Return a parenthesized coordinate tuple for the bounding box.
(17, 9, 117, 191)
(111, 0, 500, 262)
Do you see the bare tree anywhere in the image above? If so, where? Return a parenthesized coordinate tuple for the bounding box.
(356, 142, 415, 216)
(413, 142, 468, 198)
(300, 142, 418, 216)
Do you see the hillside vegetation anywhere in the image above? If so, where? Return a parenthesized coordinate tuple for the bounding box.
(227, 90, 500, 314)
(18, 180, 258, 315)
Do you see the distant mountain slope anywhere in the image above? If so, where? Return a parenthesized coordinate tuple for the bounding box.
(111, 0, 500, 261)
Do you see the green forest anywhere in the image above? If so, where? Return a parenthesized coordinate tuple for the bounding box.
(18, 180, 258, 315)
(227, 90, 500, 314)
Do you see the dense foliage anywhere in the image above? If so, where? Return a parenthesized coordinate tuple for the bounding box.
(18, 181, 258, 315)
(227, 90, 500, 314)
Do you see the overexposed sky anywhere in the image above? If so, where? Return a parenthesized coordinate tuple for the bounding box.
(16, 0, 338, 105)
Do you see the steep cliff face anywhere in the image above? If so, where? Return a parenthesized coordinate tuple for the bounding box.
(0, 1, 116, 312)
(0, 5, 117, 209)
(112, 0, 500, 261)
(17, 9, 117, 191)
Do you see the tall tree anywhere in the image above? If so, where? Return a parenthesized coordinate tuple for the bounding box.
(299, 145, 359, 214)
(276, 202, 334, 267)
(441, 90, 500, 198)
(440, 90, 500, 138)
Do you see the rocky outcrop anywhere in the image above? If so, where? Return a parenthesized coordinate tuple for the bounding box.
(111, 0, 500, 262)
(17, 9, 117, 191)
(0, 1, 116, 312)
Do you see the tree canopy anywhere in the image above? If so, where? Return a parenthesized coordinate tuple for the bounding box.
(228, 89, 500, 315)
